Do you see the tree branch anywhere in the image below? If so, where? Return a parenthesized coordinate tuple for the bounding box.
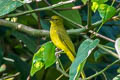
(0, 18, 117, 43)
(0, 19, 49, 37)
(0, 18, 103, 36)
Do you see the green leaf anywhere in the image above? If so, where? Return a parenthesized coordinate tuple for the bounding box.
(91, 0, 108, 12)
(30, 46, 45, 76)
(43, 42, 56, 69)
(92, 2, 99, 12)
(30, 42, 56, 76)
(115, 38, 120, 59)
(113, 74, 120, 80)
(69, 39, 100, 80)
(98, 4, 116, 23)
(0, 0, 23, 16)
(82, 0, 88, 4)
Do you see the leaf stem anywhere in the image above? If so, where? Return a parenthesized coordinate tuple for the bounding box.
(111, 0, 116, 6)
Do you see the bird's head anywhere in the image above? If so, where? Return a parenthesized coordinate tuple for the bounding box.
(50, 16, 63, 25)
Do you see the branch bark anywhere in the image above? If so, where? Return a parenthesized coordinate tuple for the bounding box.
(0, 19, 101, 37)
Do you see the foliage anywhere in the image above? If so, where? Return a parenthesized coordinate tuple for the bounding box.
(0, 0, 120, 80)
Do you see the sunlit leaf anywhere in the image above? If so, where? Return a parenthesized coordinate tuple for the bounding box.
(30, 42, 56, 76)
(92, 2, 99, 12)
(43, 42, 56, 69)
(98, 4, 116, 23)
(113, 74, 120, 80)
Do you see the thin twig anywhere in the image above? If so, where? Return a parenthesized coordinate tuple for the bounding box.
(0, 0, 76, 18)
(0, 72, 20, 80)
(44, 0, 85, 10)
(83, 59, 120, 80)
(56, 68, 70, 80)
(97, 44, 119, 59)
(55, 51, 69, 77)
(89, 30, 115, 43)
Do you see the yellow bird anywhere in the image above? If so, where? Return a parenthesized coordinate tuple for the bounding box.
(50, 16, 76, 62)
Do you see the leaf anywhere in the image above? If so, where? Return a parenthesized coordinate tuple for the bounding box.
(30, 42, 56, 76)
(12, 31, 37, 53)
(92, 2, 99, 12)
(0, 0, 23, 16)
(69, 39, 100, 80)
(91, 0, 108, 13)
(43, 42, 56, 69)
(113, 74, 120, 80)
(98, 4, 116, 23)
(115, 38, 120, 59)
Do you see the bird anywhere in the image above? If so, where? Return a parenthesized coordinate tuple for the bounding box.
(49, 15, 76, 62)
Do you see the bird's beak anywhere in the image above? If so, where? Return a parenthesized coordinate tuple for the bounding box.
(44, 17, 51, 21)
(44, 18, 51, 20)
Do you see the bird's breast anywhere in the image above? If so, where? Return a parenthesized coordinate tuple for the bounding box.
(50, 26, 63, 49)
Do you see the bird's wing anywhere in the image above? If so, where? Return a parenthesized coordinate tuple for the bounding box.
(57, 31, 75, 56)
